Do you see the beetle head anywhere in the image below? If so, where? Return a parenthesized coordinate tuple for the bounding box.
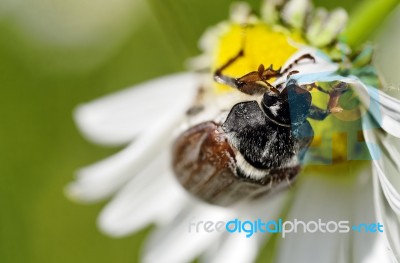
(262, 80, 312, 127)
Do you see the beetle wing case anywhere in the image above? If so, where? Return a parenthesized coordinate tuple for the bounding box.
(172, 121, 301, 206)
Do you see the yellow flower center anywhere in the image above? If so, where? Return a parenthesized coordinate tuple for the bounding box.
(213, 23, 301, 92)
(213, 22, 368, 173)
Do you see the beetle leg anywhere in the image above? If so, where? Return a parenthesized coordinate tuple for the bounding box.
(286, 70, 299, 80)
(307, 83, 330, 94)
(213, 47, 245, 89)
(213, 21, 288, 96)
(258, 64, 265, 77)
(308, 82, 349, 120)
(214, 49, 279, 95)
(308, 105, 330, 120)
(260, 64, 282, 81)
(327, 82, 348, 113)
(214, 49, 244, 77)
(261, 80, 280, 94)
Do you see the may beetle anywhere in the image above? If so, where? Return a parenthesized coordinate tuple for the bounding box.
(172, 48, 348, 206)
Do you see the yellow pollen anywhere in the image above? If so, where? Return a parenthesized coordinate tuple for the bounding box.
(213, 23, 302, 92)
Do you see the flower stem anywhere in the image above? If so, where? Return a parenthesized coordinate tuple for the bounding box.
(340, 0, 400, 49)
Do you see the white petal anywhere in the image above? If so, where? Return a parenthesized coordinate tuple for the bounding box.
(352, 169, 392, 263)
(66, 102, 186, 202)
(261, 0, 286, 25)
(202, 192, 289, 263)
(97, 151, 188, 237)
(229, 2, 252, 24)
(337, 240, 348, 263)
(374, 7, 400, 95)
(290, 67, 361, 86)
(274, 47, 338, 86)
(281, 0, 311, 30)
(75, 72, 198, 146)
(201, 234, 260, 263)
(234, 191, 289, 218)
(360, 234, 394, 263)
(143, 203, 235, 263)
(306, 8, 347, 47)
(355, 81, 400, 138)
(363, 115, 400, 215)
(197, 22, 229, 54)
(373, 171, 400, 262)
(275, 173, 355, 263)
(306, 8, 328, 44)
(290, 68, 345, 85)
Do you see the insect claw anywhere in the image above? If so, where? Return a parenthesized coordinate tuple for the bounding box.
(329, 107, 343, 113)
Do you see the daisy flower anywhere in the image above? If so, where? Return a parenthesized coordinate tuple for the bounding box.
(67, 0, 400, 262)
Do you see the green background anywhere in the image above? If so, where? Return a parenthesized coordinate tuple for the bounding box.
(0, 0, 391, 262)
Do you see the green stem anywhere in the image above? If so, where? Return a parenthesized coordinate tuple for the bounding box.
(340, 0, 400, 49)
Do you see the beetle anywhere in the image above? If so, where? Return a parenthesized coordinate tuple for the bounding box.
(172, 48, 348, 206)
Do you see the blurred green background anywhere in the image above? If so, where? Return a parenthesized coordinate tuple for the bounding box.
(0, 0, 396, 262)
